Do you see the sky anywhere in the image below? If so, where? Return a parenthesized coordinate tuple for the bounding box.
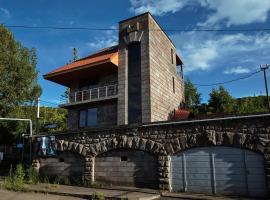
(0, 0, 270, 106)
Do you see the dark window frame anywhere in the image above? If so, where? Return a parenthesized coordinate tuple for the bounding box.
(172, 76, 175, 93)
(171, 48, 174, 64)
(78, 108, 98, 128)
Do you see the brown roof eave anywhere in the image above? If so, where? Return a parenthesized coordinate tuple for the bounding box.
(43, 58, 113, 80)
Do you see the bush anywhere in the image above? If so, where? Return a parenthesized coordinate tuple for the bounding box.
(26, 166, 39, 184)
(3, 164, 26, 191)
(91, 192, 104, 200)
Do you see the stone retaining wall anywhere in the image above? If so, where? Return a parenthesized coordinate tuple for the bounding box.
(34, 114, 270, 194)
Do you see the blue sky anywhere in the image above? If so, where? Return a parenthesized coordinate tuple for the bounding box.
(1, 0, 270, 106)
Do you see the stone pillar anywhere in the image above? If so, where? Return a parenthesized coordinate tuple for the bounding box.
(84, 156, 94, 184)
(158, 155, 170, 190)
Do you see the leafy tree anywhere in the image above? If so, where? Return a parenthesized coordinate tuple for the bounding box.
(233, 95, 268, 113)
(0, 24, 41, 117)
(184, 79, 201, 113)
(0, 25, 41, 143)
(208, 86, 234, 113)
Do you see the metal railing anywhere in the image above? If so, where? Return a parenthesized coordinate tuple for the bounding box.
(68, 84, 118, 104)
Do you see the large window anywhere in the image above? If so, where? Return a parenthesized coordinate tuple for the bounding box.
(87, 108, 97, 126)
(128, 42, 142, 124)
(79, 110, 87, 128)
(79, 108, 97, 128)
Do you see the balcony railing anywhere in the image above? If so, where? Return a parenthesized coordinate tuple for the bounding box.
(65, 84, 118, 105)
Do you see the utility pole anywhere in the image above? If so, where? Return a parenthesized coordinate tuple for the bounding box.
(36, 97, 40, 135)
(260, 64, 270, 112)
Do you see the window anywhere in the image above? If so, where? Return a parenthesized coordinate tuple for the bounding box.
(121, 156, 128, 162)
(171, 48, 174, 64)
(172, 77, 175, 93)
(79, 108, 97, 128)
(87, 108, 97, 127)
(128, 42, 142, 124)
(79, 110, 87, 128)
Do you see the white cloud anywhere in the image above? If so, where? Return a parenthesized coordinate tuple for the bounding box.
(0, 8, 11, 19)
(87, 38, 117, 49)
(171, 32, 270, 73)
(198, 0, 270, 27)
(86, 25, 118, 49)
(129, 0, 270, 26)
(129, 0, 188, 16)
(224, 66, 251, 75)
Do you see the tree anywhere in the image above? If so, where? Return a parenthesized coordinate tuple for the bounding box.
(61, 48, 78, 103)
(184, 79, 201, 113)
(0, 25, 41, 143)
(0, 24, 41, 117)
(208, 86, 234, 113)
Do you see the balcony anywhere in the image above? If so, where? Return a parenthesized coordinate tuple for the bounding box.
(60, 84, 118, 107)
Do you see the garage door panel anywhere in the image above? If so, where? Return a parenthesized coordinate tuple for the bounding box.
(186, 168, 211, 174)
(214, 155, 244, 162)
(186, 185, 213, 193)
(186, 162, 210, 168)
(185, 155, 210, 161)
(170, 147, 266, 197)
(215, 174, 246, 181)
(186, 173, 212, 180)
(214, 167, 245, 174)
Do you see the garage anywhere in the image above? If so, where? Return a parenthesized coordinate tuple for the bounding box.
(170, 147, 267, 197)
(95, 149, 158, 188)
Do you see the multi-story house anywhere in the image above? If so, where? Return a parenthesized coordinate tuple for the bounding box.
(44, 12, 184, 130)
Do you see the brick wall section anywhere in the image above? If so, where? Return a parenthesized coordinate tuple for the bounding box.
(148, 14, 184, 122)
(118, 14, 151, 124)
(35, 114, 270, 194)
(117, 13, 184, 125)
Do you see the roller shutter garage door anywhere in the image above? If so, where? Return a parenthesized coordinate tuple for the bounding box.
(170, 147, 267, 197)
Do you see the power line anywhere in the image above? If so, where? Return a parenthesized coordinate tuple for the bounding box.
(193, 70, 261, 87)
(2, 24, 270, 32)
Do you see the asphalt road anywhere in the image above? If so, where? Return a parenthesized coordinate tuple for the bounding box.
(0, 189, 86, 200)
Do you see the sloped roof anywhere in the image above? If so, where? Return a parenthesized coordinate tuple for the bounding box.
(44, 45, 118, 78)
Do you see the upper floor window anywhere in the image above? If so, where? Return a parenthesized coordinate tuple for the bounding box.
(79, 108, 97, 128)
(171, 48, 174, 64)
(172, 76, 175, 93)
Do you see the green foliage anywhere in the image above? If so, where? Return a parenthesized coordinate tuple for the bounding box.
(208, 86, 234, 113)
(26, 166, 39, 184)
(91, 192, 105, 200)
(184, 80, 268, 115)
(3, 164, 26, 191)
(38, 106, 67, 133)
(233, 96, 268, 113)
(184, 79, 201, 113)
(0, 105, 67, 144)
(0, 24, 41, 143)
(0, 24, 41, 117)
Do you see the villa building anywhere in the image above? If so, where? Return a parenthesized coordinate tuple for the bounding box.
(44, 12, 184, 130)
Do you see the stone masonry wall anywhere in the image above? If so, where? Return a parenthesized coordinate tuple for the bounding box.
(34, 114, 270, 194)
(148, 14, 184, 122)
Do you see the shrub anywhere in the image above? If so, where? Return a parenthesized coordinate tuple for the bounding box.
(3, 164, 26, 191)
(26, 166, 39, 184)
(91, 192, 104, 200)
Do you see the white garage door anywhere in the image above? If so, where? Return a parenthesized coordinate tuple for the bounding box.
(170, 147, 267, 197)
